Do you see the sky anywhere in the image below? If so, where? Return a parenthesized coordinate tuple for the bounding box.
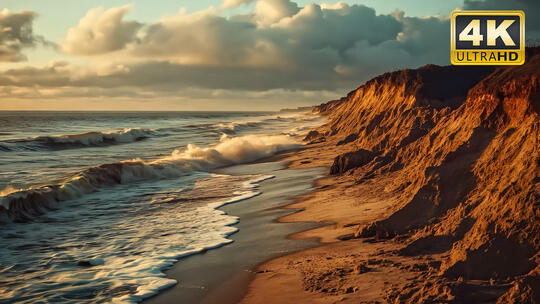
(0, 0, 538, 111)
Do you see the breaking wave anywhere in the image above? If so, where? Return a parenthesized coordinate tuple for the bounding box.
(212, 121, 265, 134)
(0, 134, 300, 223)
(0, 128, 155, 151)
(210, 112, 317, 134)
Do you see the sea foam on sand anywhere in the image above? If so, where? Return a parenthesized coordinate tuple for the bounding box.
(110, 174, 275, 304)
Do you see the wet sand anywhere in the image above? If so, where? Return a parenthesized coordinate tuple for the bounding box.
(144, 161, 326, 304)
(238, 145, 407, 304)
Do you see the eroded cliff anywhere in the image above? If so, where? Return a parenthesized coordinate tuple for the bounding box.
(310, 47, 539, 303)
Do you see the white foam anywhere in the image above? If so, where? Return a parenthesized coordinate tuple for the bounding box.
(207, 175, 275, 210)
(165, 134, 299, 168)
(106, 174, 273, 304)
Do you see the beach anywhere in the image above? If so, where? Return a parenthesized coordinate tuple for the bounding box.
(239, 142, 438, 303)
(143, 138, 427, 304)
(144, 161, 326, 304)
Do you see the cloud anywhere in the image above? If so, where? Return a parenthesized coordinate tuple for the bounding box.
(125, 2, 449, 91)
(61, 5, 142, 55)
(254, 0, 299, 26)
(272, 4, 402, 52)
(0, 8, 47, 62)
(129, 2, 447, 75)
(221, 0, 255, 9)
(2, 1, 458, 105)
(133, 10, 267, 67)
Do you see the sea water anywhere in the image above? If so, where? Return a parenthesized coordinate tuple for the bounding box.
(0, 111, 321, 303)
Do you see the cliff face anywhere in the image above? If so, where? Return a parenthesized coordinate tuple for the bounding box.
(312, 48, 539, 303)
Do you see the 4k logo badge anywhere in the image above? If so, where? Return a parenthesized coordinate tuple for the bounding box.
(451, 10, 525, 65)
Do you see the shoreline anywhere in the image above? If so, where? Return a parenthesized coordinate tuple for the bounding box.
(142, 129, 427, 304)
(143, 159, 328, 304)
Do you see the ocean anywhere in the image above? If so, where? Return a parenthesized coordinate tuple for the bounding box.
(0, 111, 321, 303)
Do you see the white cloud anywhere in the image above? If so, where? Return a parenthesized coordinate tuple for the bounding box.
(221, 0, 255, 9)
(253, 0, 299, 26)
(133, 10, 267, 67)
(61, 5, 141, 55)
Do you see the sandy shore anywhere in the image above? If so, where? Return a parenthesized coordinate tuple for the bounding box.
(143, 160, 326, 304)
(239, 142, 414, 303)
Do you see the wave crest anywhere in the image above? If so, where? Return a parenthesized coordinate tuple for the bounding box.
(0, 134, 300, 223)
(0, 128, 154, 151)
